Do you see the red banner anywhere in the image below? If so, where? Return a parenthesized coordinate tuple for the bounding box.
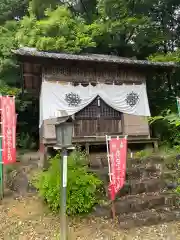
(1, 96, 16, 165)
(108, 137, 127, 200)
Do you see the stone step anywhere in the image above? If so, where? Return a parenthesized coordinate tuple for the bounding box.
(93, 193, 179, 217)
(115, 193, 179, 215)
(89, 165, 161, 182)
(127, 156, 164, 167)
(89, 154, 164, 170)
(19, 151, 40, 163)
(95, 175, 166, 198)
(126, 166, 161, 180)
(118, 207, 180, 229)
(118, 178, 166, 196)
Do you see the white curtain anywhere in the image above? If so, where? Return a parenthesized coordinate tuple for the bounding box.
(39, 81, 150, 127)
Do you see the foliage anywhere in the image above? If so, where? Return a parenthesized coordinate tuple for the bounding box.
(0, 84, 39, 149)
(158, 145, 180, 159)
(30, 0, 60, 19)
(149, 51, 180, 63)
(175, 186, 180, 195)
(16, 6, 96, 53)
(30, 0, 78, 19)
(33, 150, 102, 215)
(16, 132, 37, 149)
(0, 84, 20, 96)
(149, 111, 180, 146)
(0, 20, 19, 85)
(0, 0, 28, 23)
(134, 149, 153, 160)
(94, 0, 161, 57)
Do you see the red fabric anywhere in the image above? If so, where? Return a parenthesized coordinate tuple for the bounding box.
(108, 138, 127, 200)
(1, 96, 16, 164)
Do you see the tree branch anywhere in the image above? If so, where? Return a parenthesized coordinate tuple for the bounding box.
(125, 27, 135, 44)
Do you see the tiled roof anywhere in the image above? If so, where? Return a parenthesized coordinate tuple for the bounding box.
(12, 47, 178, 68)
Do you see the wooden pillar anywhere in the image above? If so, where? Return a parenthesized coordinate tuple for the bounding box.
(121, 113, 125, 135)
(85, 143, 90, 166)
(39, 145, 49, 169)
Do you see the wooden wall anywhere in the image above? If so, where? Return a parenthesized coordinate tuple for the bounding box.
(43, 63, 146, 84)
(123, 114, 150, 137)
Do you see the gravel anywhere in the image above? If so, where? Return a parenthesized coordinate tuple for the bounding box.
(0, 194, 179, 240)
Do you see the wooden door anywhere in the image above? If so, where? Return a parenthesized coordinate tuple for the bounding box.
(74, 97, 122, 137)
(99, 99, 122, 134)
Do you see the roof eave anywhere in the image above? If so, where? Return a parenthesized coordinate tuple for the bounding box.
(12, 49, 178, 69)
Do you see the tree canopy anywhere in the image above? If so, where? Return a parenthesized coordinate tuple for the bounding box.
(16, 6, 96, 53)
(0, 0, 28, 23)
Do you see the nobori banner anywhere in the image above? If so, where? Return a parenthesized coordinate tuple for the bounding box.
(1, 96, 16, 165)
(107, 136, 127, 201)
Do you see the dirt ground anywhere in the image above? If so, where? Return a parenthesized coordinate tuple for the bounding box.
(0, 193, 180, 240)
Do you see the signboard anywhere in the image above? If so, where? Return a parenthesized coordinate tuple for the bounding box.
(107, 137, 127, 201)
(1, 96, 16, 165)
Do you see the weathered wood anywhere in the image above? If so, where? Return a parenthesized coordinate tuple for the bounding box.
(74, 119, 98, 136)
(85, 143, 90, 165)
(21, 58, 147, 92)
(43, 65, 145, 83)
(74, 97, 122, 137)
(123, 113, 150, 137)
(72, 136, 158, 144)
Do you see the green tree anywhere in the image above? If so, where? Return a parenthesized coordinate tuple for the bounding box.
(0, 0, 28, 23)
(0, 20, 19, 85)
(16, 6, 96, 53)
(30, 0, 60, 19)
(84, 0, 165, 57)
(30, 0, 79, 19)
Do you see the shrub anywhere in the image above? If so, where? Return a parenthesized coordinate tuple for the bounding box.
(134, 149, 153, 159)
(33, 150, 102, 215)
(149, 112, 180, 146)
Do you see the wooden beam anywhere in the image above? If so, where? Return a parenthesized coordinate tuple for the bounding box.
(23, 73, 40, 77)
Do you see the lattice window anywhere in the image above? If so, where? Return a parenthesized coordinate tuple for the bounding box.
(75, 97, 98, 119)
(100, 99, 121, 119)
(75, 96, 121, 120)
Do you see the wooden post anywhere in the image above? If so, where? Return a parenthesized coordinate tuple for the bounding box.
(111, 201, 116, 220)
(85, 143, 90, 165)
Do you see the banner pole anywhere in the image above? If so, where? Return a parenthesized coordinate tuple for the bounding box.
(106, 135, 112, 182)
(0, 97, 3, 200)
(106, 135, 116, 220)
(111, 200, 116, 220)
(0, 139, 3, 200)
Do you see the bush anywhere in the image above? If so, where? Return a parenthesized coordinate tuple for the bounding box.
(149, 112, 180, 146)
(33, 150, 102, 215)
(134, 149, 153, 159)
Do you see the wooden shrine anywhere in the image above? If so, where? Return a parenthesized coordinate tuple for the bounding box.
(13, 48, 177, 166)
